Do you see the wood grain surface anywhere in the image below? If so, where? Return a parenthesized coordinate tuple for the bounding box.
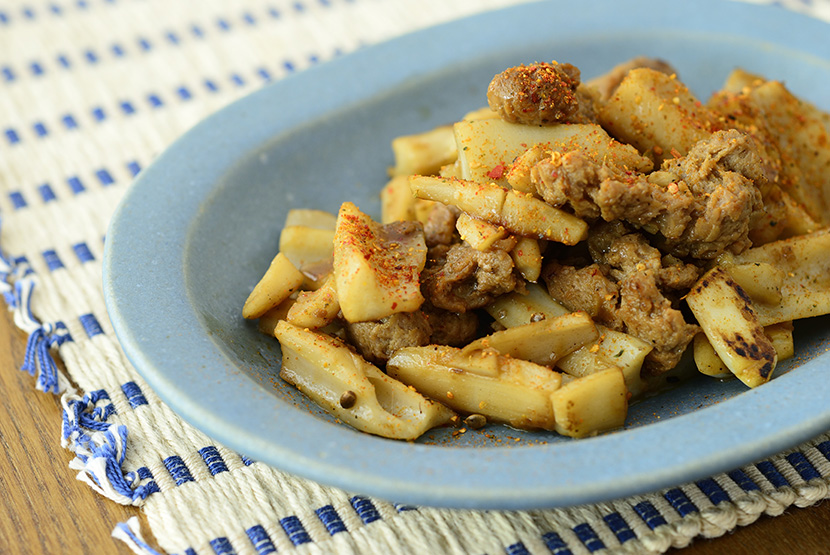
(0, 305, 827, 554)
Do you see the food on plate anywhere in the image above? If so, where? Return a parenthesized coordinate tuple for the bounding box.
(244, 58, 830, 441)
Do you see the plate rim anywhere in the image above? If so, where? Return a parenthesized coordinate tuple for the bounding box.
(103, 0, 830, 510)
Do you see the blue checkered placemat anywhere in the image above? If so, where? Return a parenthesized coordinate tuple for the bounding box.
(2, 0, 830, 553)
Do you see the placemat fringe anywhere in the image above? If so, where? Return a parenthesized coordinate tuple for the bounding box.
(113, 517, 164, 555)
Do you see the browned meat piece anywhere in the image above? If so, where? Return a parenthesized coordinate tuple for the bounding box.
(421, 243, 518, 313)
(658, 129, 768, 257)
(658, 255, 702, 290)
(588, 223, 664, 278)
(533, 129, 767, 259)
(587, 224, 700, 374)
(345, 311, 431, 363)
(586, 57, 677, 102)
(487, 61, 586, 125)
(542, 262, 622, 330)
(423, 202, 459, 247)
(422, 303, 479, 346)
(617, 271, 699, 375)
(531, 151, 603, 219)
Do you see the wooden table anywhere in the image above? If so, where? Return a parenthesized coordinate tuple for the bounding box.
(1, 306, 827, 554)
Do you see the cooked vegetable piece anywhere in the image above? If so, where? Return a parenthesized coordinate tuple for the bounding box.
(387, 345, 562, 431)
(332, 202, 427, 322)
(686, 267, 777, 388)
(510, 237, 543, 282)
(279, 209, 337, 290)
(725, 229, 830, 325)
(243, 253, 305, 319)
(723, 262, 784, 306)
(455, 213, 507, 251)
(284, 209, 338, 229)
(461, 311, 597, 367)
(693, 333, 731, 379)
(765, 323, 794, 361)
(285, 275, 340, 329)
(390, 125, 457, 177)
(409, 175, 588, 245)
(257, 299, 296, 336)
(381, 174, 417, 224)
(550, 367, 628, 438)
(740, 81, 830, 223)
(276, 321, 454, 440)
(506, 144, 552, 194)
(598, 68, 715, 163)
(485, 284, 650, 397)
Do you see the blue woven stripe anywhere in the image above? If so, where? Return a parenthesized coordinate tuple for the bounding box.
(5, 128, 20, 144)
(209, 537, 236, 555)
(38, 183, 56, 202)
(79, 313, 104, 337)
(96, 168, 115, 185)
(135, 466, 161, 496)
(727, 469, 760, 492)
(756, 460, 790, 489)
(394, 503, 418, 512)
(350, 496, 381, 524)
(121, 381, 148, 408)
(164, 455, 195, 486)
(198, 446, 228, 476)
(633, 500, 668, 530)
(315, 504, 347, 535)
(184, 548, 198, 555)
(602, 512, 636, 543)
(505, 541, 530, 555)
(73, 242, 95, 263)
(664, 488, 698, 517)
(696, 478, 730, 505)
(280, 515, 312, 546)
(127, 161, 142, 176)
(245, 524, 277, 554)
(241, 455, 255, 466)
(573, 523, 605, 552)
(9, 191, 26, 209)
(817, 441, 830, 460)
(541, 532, 573, 555)
(42, 249, 64, 271)
(786, 452, 821, 482)
(67, 175, 85, 193)
(63, 114, 78, 129)
(33, 122, 48, 136)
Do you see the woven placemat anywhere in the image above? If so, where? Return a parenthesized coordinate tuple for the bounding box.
(2, 0, 829, 553)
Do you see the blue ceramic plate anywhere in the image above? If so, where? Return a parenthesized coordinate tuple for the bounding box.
(104, 0, 830, 510)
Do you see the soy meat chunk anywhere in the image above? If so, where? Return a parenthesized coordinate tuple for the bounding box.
(487, 61, 589, 125)
(421, 242, 518, 313)
(543, 262, 622, 330)
(532, 129, 768, 260)
(345, 311, 432, 364)
(587, 225, 701, 375)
